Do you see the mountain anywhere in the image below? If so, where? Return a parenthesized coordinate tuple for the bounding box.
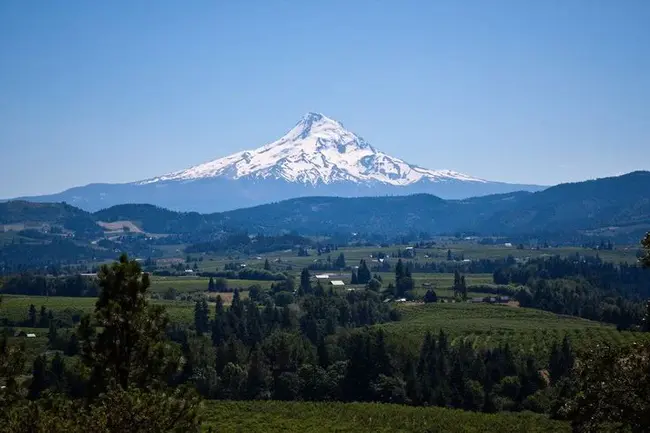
(8, 171, 650, 238)
(12, 113, 544, 212)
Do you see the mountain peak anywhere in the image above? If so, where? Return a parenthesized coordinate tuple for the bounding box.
(141, 113, 487, 186)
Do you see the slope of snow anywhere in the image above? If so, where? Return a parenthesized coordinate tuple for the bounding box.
(140, 112, 486, 186)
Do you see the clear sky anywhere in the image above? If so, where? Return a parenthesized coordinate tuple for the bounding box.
(1, 0, 649, 197)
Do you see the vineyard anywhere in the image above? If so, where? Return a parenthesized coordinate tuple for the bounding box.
(201, 401, 570, 433)
(381, 303, 650, 357)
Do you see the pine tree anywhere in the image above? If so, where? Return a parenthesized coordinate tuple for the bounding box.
(212, 296, 227, 347)
(79, 253, 175, 396)
(357, 260, 371, 284)
(334, 253, 346, 269)
(208, 277, 215, 292)
(351, 271, 359, 285)
(28, 304, 37, 327)
(264, 259, 271, 271)
(300, 268, 311, 294)
(38, 305, 47, 327)
(27, 355, 48, 400)
(395, 259, 405, 281)
(47, 318, 58, 348)
(424, 289, 438, 303)
(246, 347, 271, 399)
(194, 298, 210, 335)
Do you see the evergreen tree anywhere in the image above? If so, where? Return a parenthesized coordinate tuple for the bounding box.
(424, 289, 438, 303)
(208, 277, 215, 292)
(47, 319, 58, 349)
(300, 268, 312, 294)
(27, 355, 48, 400)
(246, 347, 271, 399)
(395, 259, 405, 281)
(357, 260, 371, 284)
(264, 259, 271, 271)
(79, 254, 176, 396)
(49, 352, 67, 394)
(351, 271, 359, 285)
(194, 298, 210, 335)
(28, 304, 37, 327)
(38, 306, 47, 327)
(334, 253, 346, 269)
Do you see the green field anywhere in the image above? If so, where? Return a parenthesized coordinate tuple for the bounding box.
(149, 276, 271, 294)
(380, 302, 650, 357)
(0, 295, 197, 325)
(201, 401, 569, 433)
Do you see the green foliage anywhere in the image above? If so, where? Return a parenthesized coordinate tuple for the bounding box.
(79, 254, 179, 394)
(202, 400, 570, 432)
(3, 387, 202, 433)
(563, 342, 650, 433)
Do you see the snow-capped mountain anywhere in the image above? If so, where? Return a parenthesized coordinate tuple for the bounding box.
(12, 113, 544, 212)
(142, 112, 485, 187)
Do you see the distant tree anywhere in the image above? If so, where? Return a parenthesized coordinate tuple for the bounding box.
(246, 347, 271, 399)
(208, 277, 215, 292)
(300, 268, 311, 294)
(351, 271, 359, 285)
(447, 249, 453, 261)
(47, 319, 58, 348)
(453, 271, 467, 299)
(334, 253, 346, 269)
(194, 298, 210, 335)
(27, 355, 48, 400)
(366, 278, 382, 292)
(357, 260, 371, 284)
(423, 289, 438, 303)
(264, 259, 271, 271)
(213, 278, 228, 292)
(28, 304, 37, 327)
(248, 284, 262, 302)
(38, 306, 48, 327)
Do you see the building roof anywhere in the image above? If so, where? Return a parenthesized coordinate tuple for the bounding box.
(315, 274, 330, 279)
(330, 280, 345, 286)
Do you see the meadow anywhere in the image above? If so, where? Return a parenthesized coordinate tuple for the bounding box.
(201, 400, 570, 433)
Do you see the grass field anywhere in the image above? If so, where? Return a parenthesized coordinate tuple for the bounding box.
(201, 401, 570, 433)
(149, 276, 271, 294)
(379, 302, 650, 357)
(196, 243, 640, 268)
(0, 295, 199, 325)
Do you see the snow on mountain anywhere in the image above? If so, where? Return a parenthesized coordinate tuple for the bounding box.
(141, 112, 486, 186)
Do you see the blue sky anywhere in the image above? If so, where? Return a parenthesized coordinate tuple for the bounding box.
(1, 0, 649, 197)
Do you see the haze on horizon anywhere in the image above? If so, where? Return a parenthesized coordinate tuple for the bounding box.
(1, 0, 649, 198)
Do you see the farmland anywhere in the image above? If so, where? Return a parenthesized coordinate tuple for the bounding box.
(201, 401, 570, 433)
(380, 302, 650, 357)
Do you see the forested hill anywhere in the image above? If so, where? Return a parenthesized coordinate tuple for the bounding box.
(2, 171, 650, 239)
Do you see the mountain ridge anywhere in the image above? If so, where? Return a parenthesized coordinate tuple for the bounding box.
(3, 171, 649, 243)
(7, 113, 544, 212)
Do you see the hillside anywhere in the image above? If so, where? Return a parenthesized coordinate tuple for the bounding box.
(477, 171, 650, 235)
(2, 171, 649, 241)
